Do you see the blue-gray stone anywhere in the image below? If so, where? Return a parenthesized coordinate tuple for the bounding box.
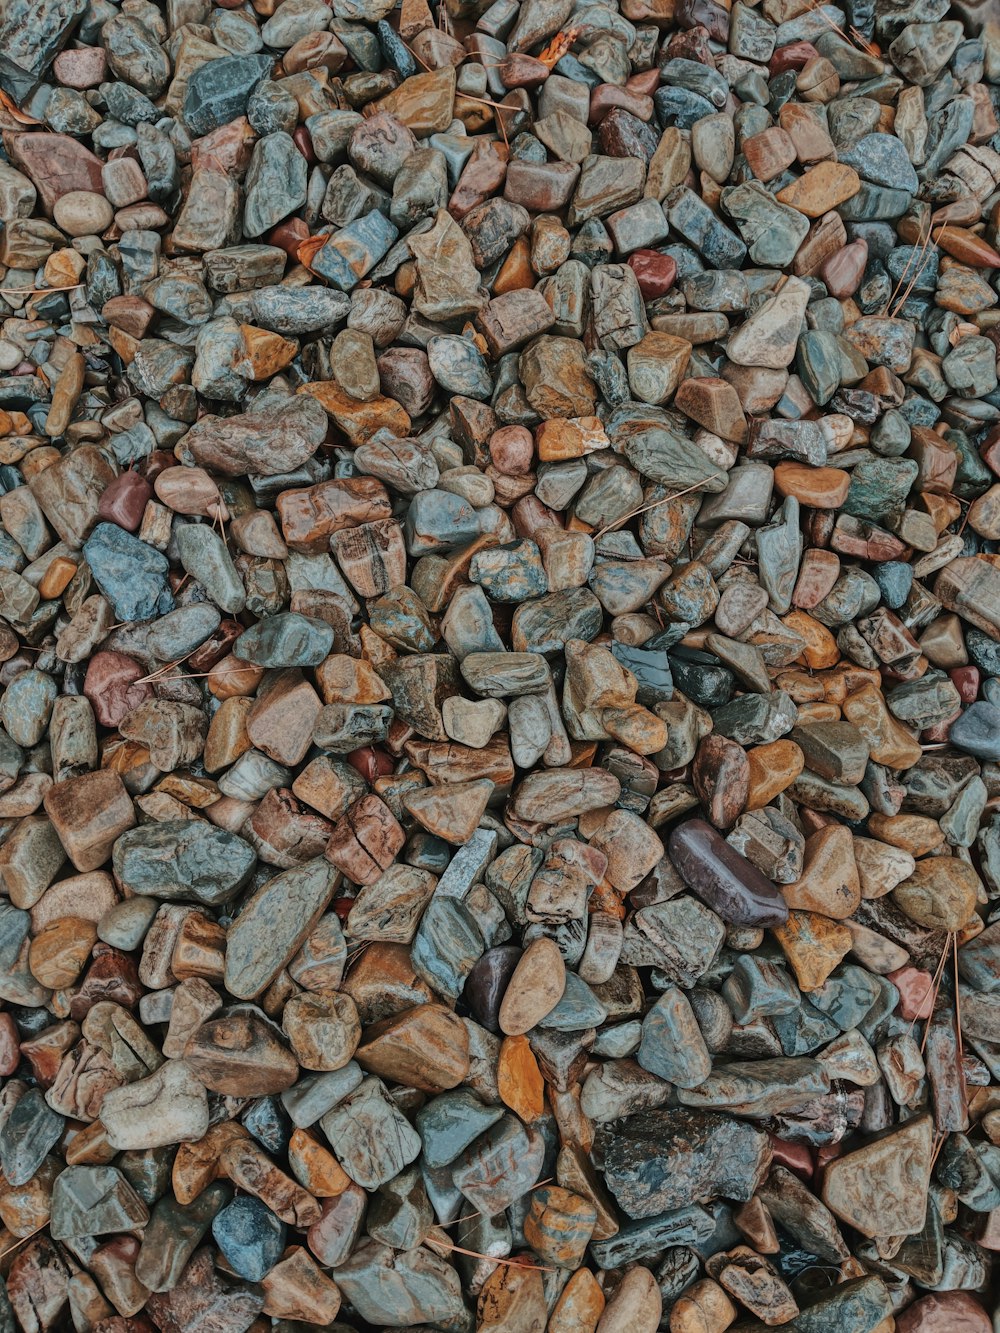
(212, 1196, 286, 1282)
(949, 703, 1000, 762)
(234, 612, 334, 667)
(183, 55, 273, 137)
(83, 523, 173, 622)
(112, 821, 257, 905)
(839, 133, 918, 192)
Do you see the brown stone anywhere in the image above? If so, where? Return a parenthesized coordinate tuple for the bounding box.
(44, 770, 135, 872)
(185, 1011, 299, 1096)
(356, 1002, 470, 1092)
(325, 794, 405, 884)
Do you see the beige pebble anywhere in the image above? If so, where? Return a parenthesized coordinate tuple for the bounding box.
(53, 190, 113, 237)
(498, 936, 566, 1036)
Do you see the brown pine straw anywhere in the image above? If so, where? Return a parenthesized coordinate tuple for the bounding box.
(425, 1236, 554, 1271)
(0, 283, 84, 297)
(905, 931, 952, 1047)
(594, 473, 727, 539)
(0, 1220, 48, 1261)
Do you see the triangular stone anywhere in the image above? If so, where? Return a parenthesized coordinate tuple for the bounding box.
(821, 1113, 933, 1239)
(727, 276, 810, 369)
(403, 778, 493, 845)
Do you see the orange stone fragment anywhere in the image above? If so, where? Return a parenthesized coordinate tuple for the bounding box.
(745, 739, 804, 809)
(773, 910, 852, 991)
(549, 1267, 606, 1333)
(498, 1033, 545, 1122)
(783, 610, 840, 669)
(776, 161, 860, 217)
(289, 1129, 352, 1198)
(773, 462, 850, 509)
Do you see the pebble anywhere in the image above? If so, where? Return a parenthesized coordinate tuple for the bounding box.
(0, 1, 991, 1327)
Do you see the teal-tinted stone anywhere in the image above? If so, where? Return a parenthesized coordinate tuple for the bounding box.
(511, 587, 602, 655)
(416, 1090, 505, 1169)
(145, 604, 222, 661)
(112, 821, 257, 905)
(175, 523, 246, 615)
(0, 1088, 64, 1187)
(797, 330, 841, 406)
(537, 970, 608, 1031)
(722, 956, 800, 1024)
(871, 408, 911, 456)
(654, 86, 716, 128)
(590, 1205, 715, 1267)
(136, 1183, 231, 1293)
(369, 586, 437, 653)
(311, 211, 399, 291)
(839, 132, 918, 192)
(669, 649, 734, 708)
(212, 1196, 286, 1283)
(886, 672, 961, 729)
(721, 182, 809, 267)
(333, 1237, 467, 1328)
(638, 987, 711, 1088)
(83, 522, 173, 622)
(234, 611, 334, 667)
(943, 336, 998, 397)
(665, 186, 748, 269)
(871, 561, 912, 609)
(183, 54, 273, 136)
(921, 96, 976, 178)
(838, 182, 912, 221)
(772, 998, 841, 1055)
(756, 496, 801, 614)
(427, 335, 492, 400)
(941, 776, 987, 849)
(809, 964, 881, 1031)
(789, 1276, 893, 1333)
(50, 1165, 150, 1240)
(405, 489, 480, 555)
(469, 540, 548, 602)
(411, 897, 484, 1000)
(712, 689, 797, 746)
(0, 669, 56, 748)
(843, 455, 918, 523)
(950, 703, 1000, 763)
(967, 627, 1000, 676)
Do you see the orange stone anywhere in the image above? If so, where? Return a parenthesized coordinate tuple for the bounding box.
(866, 813, 945, 857)
(38, 556, 78, 600)
(745, 739, 804, 809)
(773, 910, 852, 992)
(299, 381, 410, 447)
(289, 1129, 352, 1198)
(773, 462, 850, 508)
(549, 1267, 605, 1333)
(783, 610, 840, 669)
(776, 161, 860, 217)
(497, 1033, 545, 1122)
(236, 325, 299, 380)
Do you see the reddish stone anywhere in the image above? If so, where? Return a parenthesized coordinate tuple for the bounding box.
(69, 946, 143, 1021)
(896, 1293, 992, 1333)
(96, 470, 152, 532)
(6, 133, 105, 214)
(490, 425, 534, 476)
(768, 1136, 813, 1181)
(346, 747, 395, 784)
(293, 125, 315, 165)
(888, 966, 935, 1021)
(272, 218, 311, 258)
(628, 249, 677, 300)
(951, 666, 980, 704)
(769, 42, 820, 76)
(53, 47, 108, 89)
(589, 84, 653, 125)
(674, 0, 729, 41)
(84, 651, 154, 728)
